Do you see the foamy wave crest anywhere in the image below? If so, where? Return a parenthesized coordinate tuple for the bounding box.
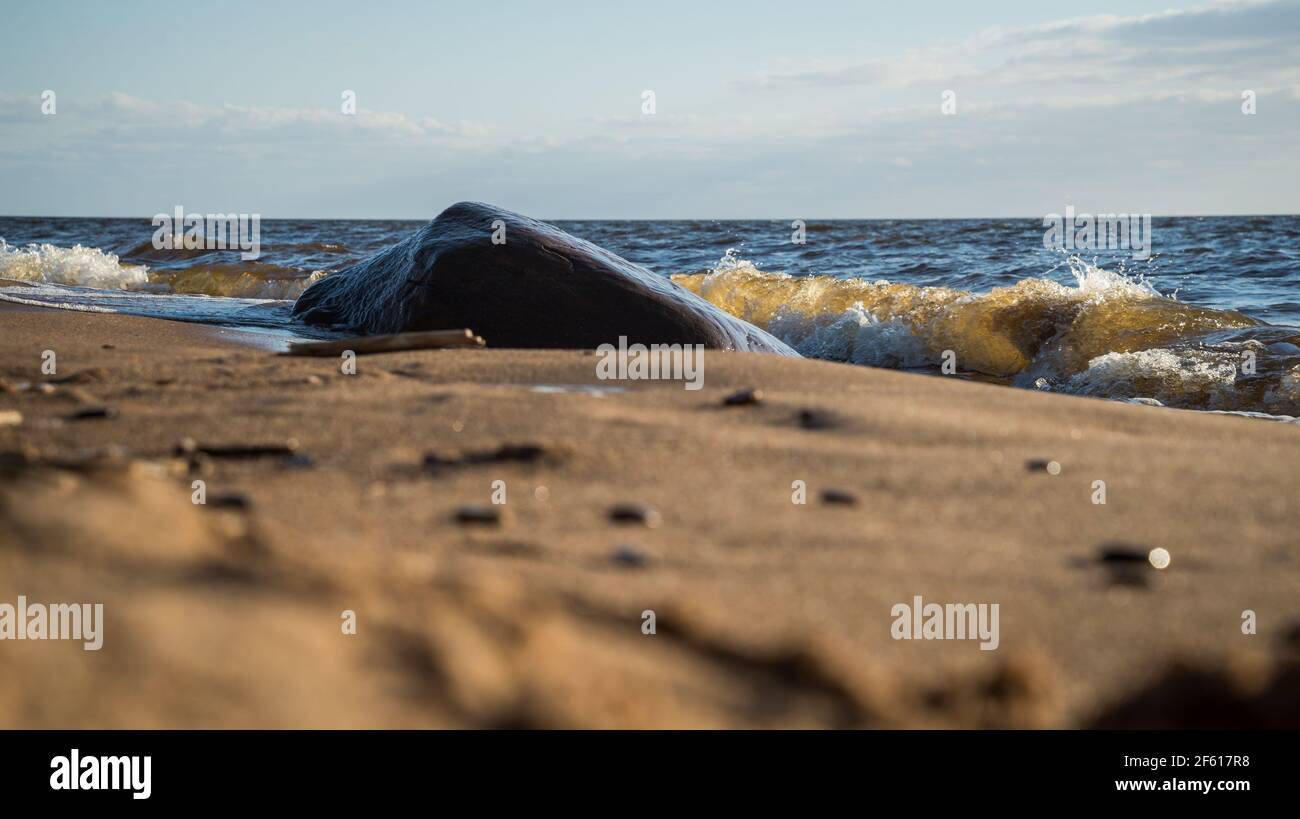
(0, 240, 324, 299)
(0, 239, 149, 289)
(674, 251, 1300, 415)
(768, 304, 930, 368)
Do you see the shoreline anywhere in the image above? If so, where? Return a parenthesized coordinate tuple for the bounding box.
(2, 302, 1299, 727)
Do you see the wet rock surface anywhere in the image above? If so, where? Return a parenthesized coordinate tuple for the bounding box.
(293, 202, 798, 355)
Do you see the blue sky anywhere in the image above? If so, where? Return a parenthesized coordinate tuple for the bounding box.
(2, 0, 1298, 218)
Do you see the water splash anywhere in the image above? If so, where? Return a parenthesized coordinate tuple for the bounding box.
(0, 239, 148, 289)
(674, 252, 1300, 415)
(0, 239, 324, 299)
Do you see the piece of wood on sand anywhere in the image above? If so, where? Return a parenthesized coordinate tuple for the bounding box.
(281, 329, 485, 357)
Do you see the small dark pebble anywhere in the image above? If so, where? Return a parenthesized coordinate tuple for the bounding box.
(208, 491, 251, 510)
(101, 344, 115, 350)
(176, 438, 300, 458)
(1096, 543, 1154, 589)
(279, 453, 316, 470)
(612, 545, 648, 568)
(186, 452, 214, 477)
(481, 443, 547, 463)
(797, 408, 836, 430)
(425, 442, 551, 469)
(723, 388, 763, 406)
(454, 504, 509, 526)
(1025, 459, 1052, 472)
(821, 488, 859, 506)
(68, 406, 117, 421)
(609, 503, 662, 528)
(1097, 544, 1150, 564)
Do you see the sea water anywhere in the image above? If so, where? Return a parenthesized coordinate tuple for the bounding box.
(2, 214, 1298, 417)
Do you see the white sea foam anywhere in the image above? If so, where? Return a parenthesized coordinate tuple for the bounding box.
(1058, 251, 1162, 299)
(691, 249, 932, 366)
(767, 303, 931, 368)
(0, 239, 326, 299)
(1063, 348, 1239, 406)
(0, 239, 149, 289)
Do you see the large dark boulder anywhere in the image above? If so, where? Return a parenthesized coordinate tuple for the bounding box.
(292, 202, 797, 355)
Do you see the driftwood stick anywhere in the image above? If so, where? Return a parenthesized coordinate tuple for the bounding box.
(282, 329, 485, 357)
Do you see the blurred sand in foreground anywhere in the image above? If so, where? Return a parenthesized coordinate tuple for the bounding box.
(1, 303, 1298, 728)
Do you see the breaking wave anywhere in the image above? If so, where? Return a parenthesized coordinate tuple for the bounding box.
(0, 240, 149, 290)
(674, 251, 1300, 415)
(0, 239, 324, 300)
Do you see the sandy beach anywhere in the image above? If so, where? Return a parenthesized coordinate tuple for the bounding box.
(1, 301, 1297, 727)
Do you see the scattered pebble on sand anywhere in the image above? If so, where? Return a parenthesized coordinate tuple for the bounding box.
(609, 503, 662, 528)
(0, 410, 22, 427)
(488, 443, 548, 463)
(454, 504, 512, 526)
(67, 406, 117, 421)
(723, 387, 763, 406)
(797, 408, 836, 430)
(821, 488, 859, 506)
(1097, 544, 1151, 564)
(425, 442, 555, 469)
(1096, 543, 1165, 588)
(176, 438, 301, 458)
(422, 452, 455, 468)
(185, 452, 215, 478)
(208, 491, 252, 510)
(612, 545, 648, 568)
(279, 454, 316, 470)
(1026, 459, 1061, 474)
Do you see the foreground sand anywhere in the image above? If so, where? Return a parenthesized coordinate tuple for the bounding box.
(1, 302, 1298, 728)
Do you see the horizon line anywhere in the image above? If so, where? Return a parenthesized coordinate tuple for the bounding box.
(2, 211, 1299, 222)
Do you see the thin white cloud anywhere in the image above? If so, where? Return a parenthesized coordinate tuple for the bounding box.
(0, 91, 488, 142)
(748, 0, 1300, 93)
